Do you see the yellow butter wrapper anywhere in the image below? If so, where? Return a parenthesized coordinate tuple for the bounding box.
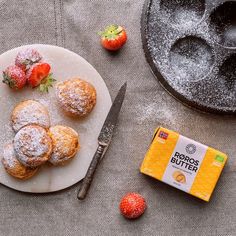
(140, 127, 228, 202)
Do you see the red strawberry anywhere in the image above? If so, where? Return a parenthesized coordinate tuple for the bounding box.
(99, 24, 127, 51)
(119, 193, 146, 219)
(26, 63, 56, 92)
(15, 48, 42, 72)
(2, 65, 26, 90)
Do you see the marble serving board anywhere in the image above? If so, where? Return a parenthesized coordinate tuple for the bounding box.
(0, 44, 112, 193)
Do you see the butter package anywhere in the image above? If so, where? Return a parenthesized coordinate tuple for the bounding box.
(140, 127, 228, 202)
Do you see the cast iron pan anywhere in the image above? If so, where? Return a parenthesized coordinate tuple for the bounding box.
(141, 0, 236, 114)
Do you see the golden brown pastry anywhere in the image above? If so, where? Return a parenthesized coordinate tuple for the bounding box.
(48, 125, 79, 165)
(172, 171, 186, 184)
(11, 100, 50, 132)
(13, 125, 52, 167)
(2, 143, 38, 180)
(55, 78, 96, 117)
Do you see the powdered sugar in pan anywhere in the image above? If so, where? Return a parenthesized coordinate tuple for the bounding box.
(141, 0, 236, 114)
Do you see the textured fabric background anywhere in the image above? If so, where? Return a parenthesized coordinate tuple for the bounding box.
(0, 0, 236, 235)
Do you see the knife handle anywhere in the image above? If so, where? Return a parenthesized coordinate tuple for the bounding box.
(77, 144, 106, 200)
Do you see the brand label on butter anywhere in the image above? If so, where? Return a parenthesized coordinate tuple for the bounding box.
(140, 127, 228, 202)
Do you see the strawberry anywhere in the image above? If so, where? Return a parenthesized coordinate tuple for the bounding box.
(119, 193, 146, 219)
(26, 63, 56, 92)
(2, 65, 26, 90)
(15, 48, 42, 72)
(98, 24, 127, 51)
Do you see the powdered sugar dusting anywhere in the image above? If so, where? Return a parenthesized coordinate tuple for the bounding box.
(209, 1, 236, 48)
(0, 44, 111, 192)
(49, 125, 79, 165)
(12, 100, 50, 132)
(2, 142, 39, 180)
(142, 0, 236, 113)
(3, 65, 26, 89)
(2, 143, 17, 169)
(159, 0, 205, 29)
(13, 125, 52, 167)
(133, 89, 178, 128)
(15, 48, 42, 71)
(55, 78, 96, 117)
(170, 36, 214, 82)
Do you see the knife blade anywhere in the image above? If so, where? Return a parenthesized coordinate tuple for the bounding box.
(77, 82, 127, 200)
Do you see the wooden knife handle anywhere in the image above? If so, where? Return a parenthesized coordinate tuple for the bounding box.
(77, 145, 106, 200)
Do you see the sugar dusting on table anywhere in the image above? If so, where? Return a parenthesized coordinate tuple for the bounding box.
(134, 90, 178, 127)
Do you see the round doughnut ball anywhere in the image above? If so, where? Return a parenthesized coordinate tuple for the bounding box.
(49, 125, 79, 165)
(55, 78, 97, 117)
(13, 125, 52, 167)
(11, 100, 50, 133)
(2, 143, 38, 180)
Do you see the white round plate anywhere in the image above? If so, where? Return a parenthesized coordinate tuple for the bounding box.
(0, 44, 112, 193)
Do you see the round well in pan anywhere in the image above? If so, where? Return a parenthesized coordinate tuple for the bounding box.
(209, 1, 236, 48)
(170, 36, 214, 82)
(159, 0, 205, 28)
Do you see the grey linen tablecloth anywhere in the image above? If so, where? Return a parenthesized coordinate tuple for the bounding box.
(0, 0, 236, 235)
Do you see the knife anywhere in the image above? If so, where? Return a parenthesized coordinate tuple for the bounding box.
(77, 82, 127, 200)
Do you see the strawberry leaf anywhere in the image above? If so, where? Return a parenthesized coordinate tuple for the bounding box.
(2, 72, 15, 88)
(37, 73, 56, 93)
(98, 24, 122, 39)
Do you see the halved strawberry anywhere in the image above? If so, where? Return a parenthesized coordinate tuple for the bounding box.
(2, 65, 26, 90)
(26, 63, 56, 92)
